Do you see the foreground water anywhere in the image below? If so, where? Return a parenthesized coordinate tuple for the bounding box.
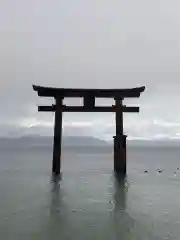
(0, 146, 180, 239)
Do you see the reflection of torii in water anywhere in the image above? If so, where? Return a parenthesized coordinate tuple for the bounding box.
(113, 174, 128, 211)
(112, 174, 135, 238)
(112, 174, 159, 239)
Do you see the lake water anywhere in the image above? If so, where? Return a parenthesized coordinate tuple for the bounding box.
(0, 146, 180, 239)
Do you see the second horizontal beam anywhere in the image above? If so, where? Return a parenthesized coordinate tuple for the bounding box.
(38, 105, 140, 113)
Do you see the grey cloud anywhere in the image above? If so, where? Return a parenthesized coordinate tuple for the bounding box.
(1, 0, 180, 137)
(1, 0, 180, 87)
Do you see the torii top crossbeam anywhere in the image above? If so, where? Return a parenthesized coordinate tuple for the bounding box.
(33, 85, 145, 98)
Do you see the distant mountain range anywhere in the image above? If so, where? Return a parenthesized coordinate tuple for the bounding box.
(0, 136, 110, 149)
(0, 135, 180, 148)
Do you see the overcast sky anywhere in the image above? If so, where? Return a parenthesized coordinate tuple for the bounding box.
(0, 0, 180, 140)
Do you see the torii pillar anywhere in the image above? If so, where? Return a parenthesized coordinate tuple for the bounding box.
(52, 97, 63, 176)
(113, 98, 127, 175)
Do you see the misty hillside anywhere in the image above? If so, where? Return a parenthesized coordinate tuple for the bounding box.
(0, 136, 110, 149)
(0, 136, 180, 150)
(109, 139, 180, 148)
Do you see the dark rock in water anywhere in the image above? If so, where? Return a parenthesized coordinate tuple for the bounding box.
(177, 168, 179, 170)
(144, 170, 148, 173)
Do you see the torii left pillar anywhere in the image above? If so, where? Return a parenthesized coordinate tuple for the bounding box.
(114, 98, 127, 175)
(52, 97, 63, 176)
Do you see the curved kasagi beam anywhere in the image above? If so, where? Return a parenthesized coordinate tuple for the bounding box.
(32, 85, 145, 98)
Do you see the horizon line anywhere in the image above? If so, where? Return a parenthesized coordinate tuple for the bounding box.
(0, 135, 180, 141)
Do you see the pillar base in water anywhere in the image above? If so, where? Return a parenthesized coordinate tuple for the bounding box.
(52, 172, 62, 182)
(52, 150, 61, 177)
(113, 135, 127, 175)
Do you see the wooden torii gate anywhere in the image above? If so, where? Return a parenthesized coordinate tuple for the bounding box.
(33, 85, 145, 177)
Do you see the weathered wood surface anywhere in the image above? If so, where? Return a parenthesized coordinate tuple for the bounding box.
(114, 135, 127, 174)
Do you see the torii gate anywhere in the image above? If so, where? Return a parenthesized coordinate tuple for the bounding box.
(33, 85, 145, 177)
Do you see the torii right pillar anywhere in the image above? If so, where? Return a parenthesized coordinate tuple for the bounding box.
(114, 97, 127, 175)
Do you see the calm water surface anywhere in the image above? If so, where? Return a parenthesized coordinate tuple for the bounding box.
(0, 147, 180, 239)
